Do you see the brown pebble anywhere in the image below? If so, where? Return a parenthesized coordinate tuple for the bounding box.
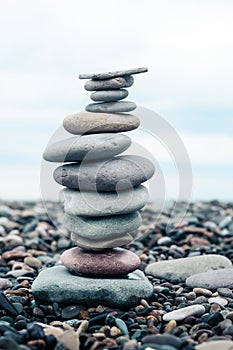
(193, 288, 212, 297)
(210, 303, 221, 312)
(186, 292, 196, 300)
(24, 256, 42, 268)
(96, 305, 108, 313)
(2, 251, 29, 261)
(226, 311, 233, 321)
(197, 332, 209, 343)
(164, 319, 177, 332)
(27, 339, 46, 350)
(110, 326, 121, 337)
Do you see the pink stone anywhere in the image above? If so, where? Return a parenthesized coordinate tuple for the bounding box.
(61, 247, 141, 277)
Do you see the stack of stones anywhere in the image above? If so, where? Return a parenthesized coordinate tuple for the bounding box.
(33, 67, 155, 308)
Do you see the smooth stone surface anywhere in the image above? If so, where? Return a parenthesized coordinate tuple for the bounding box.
(91, 89, 128, 102)
(63, 112, 140, 135)
(163, 304, 205, 322)
(85, 101, 136, 113)
(60, 185, 148, 216)
(61, 247, 141, 277)
(63, 211, 141, 238)
(54, 155, 155, 191)
(43, 133, 131, 162)
(196, 340, 233, 350)
(85, 76, 134, 91)
(71, 231, 136, 250)
(186, 268, 233, 288)
(208, 297, 228, 306)
(142, 334, 182, 348)
(79, 67, 148, 80)
(32, 266, 154, 308)
(145, 255, 232, 282)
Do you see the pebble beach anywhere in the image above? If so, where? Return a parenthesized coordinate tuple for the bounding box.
(0, 199, 233, 350)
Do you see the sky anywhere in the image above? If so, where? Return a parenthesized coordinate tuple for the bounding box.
(0, 0, 233, 202)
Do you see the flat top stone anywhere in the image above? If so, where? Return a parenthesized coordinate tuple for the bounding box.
(79, 67, 148, 80)
(32, 266, 153, 308)
(145, 255, 232, 283)
(186, 268, 233, 289)
(84, 76, 134, 91)
(43, 133, 131, 162)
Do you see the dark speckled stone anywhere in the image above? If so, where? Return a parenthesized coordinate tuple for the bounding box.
(53, 155, 155, 191)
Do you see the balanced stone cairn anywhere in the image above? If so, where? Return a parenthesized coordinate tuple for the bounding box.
(32, 67, 155, 308)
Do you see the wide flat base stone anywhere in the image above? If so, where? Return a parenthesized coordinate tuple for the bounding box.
(32, 266, 153, 308)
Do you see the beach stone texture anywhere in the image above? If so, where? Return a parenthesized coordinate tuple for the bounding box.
(63, 211, 141, 239)
(85, 101, 136, 113)
(60, 185, 148, 216)
(43, 133, 131, 162)
(84, 76, 134, 91)
(145, 255, 232, 282)
(61, 247, 141, 277)
(186, 268, 233, 289)
(54, 155, 155, 191)
(91, 89, 129, 102)
(79, 67, 148, 80)
(31, 266, 154, 308)
(63, 112, 140, 135)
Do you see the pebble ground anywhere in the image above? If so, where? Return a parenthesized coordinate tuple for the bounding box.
(0, 199, 233, 350)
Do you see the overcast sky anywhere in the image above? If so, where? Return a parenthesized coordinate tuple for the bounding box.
(0, 0, 232, 202)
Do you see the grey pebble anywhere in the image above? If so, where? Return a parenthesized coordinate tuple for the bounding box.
(91, 89, 128, 102)
(63, 211, 141, 240)
(43, 133, 131, 162)
(219, 215, 232, 229)
(195, 340, 233, 350)
(85, 101, 136, 113)
(60, 185, 148, 217)
(85, 75, 134, 91)
(79, 67, 148, 80)
(63, 112, 140, 135)
(163, 304, 205, 322)
(186, 268, 233, 289)
(54, 155, 155, 192)
(32, 266, 154, 308)
(145, 255, 232, 282)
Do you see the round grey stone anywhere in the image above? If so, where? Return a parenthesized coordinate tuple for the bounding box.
(145, 255, 232, 282)
(32, 266, 154, 308)
(63, 211, 141, 239)
(84, 76, 134, 91)
(91, 89, 128, 102)
(54, 155, 155, 191)
(186, 268, 233, 289)
(43, 133, 131, 162)
(71, 231, 136, 250)
(63, 112, 140, 135)
(60, 185, 148, 216)
(79, 67, 148, 80)
(85, 101, 136, 113)
(163, 305, 205, 322)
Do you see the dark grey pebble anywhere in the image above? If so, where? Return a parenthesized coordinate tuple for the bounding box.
(85, 101, 136, 113)
(142, 334, 182, 348)
(85, 75, 134, 91)
(54, 155, 155, 192)
(91, 89, 129, 102)
(79, 67, 148, 80)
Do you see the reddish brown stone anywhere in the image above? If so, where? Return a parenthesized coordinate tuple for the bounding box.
(61, 247, 140, 277)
